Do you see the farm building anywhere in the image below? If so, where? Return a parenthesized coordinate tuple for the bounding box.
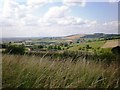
(101, 40, 120, 48)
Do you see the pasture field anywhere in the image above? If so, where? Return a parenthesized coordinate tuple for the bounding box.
(68, 41, 106, 51)
(2, 54, 119, 88)
(68, 39, 120, 51)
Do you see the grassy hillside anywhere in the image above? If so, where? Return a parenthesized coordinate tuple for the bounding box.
(65, 34, 85, 40)
(68, 41, 106, 51)
(2, 54, 119, 88)
(68, 39, 120, 51)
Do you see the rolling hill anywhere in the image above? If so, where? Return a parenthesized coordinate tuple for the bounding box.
(64, 33, 120, 40)
(64, 34, 85, 40)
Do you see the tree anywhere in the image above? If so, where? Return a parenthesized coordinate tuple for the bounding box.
(60, 43, 64, 46)
(58, 46, 61, 50)
(1, 44, 8, 49)
(48, 45, 53, 50)
(54, 45, 57, 50)
(5, 45, 25, 55)
(64, 43, 68, 47)
(38, 45, 44, 49)
(111, 46, 120, 55)
(111, 46, 120, 62)
(86, 45, 91, 49)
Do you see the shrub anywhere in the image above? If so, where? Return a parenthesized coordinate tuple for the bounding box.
(57, 46, 61, 50)
(86, 45, 92, 49)
(38, 45, 44, 49)
(0, 43, 8, 49)
(111, 46, 120, 63)
(5, 45, 26, 55)
(96, 49, 116, 64)
(111, 46, 120, 55)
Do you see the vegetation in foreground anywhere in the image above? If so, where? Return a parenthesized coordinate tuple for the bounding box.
(2, 54, 119, 88)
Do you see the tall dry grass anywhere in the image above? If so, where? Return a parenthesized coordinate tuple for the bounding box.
(2, 54, 119, 88)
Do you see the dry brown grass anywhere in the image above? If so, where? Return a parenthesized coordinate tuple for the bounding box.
(101, 39, 120, 48)
(65, 34, 85, 40)
(2, 54, 119, 88)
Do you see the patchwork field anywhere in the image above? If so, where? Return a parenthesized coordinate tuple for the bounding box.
(1, 34, 120, 88)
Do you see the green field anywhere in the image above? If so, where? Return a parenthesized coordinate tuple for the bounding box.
(68, 41, 106, 51)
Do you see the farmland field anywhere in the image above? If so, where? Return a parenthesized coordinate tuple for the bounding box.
(1, 0, 120, 89)
(1, 37, 120, 88)
(68, 41, 106, 51)
(68, 39, 120, 51)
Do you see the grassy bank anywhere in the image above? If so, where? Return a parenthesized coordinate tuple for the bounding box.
(2, 54, 119, 88)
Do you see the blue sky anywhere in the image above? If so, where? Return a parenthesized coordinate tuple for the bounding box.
(70, 2, 118, 22)
(0, 0, 119, 37)
(34, 2, 118, 22)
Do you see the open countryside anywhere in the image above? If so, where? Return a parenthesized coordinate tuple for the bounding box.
(1, 1, 119, 89)
(1, 33, 120, 88)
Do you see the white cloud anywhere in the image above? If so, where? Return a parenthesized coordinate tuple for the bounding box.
(0, 0, 118, 37)
(38, 5, 97, 27)
(101, 21, 118, 33)
(63, 0, 86, 7)
(2, 20, 118, 37)
(27, 0, 53, 10)
(3, 0, 12, 17)
(57, 16, 97, 26)
(39, 5, 97, 27)
(44, 6, 69, 19)
(2, 0, 50, 19)
(27, 0, 53, 5)
(103, 21, 118, 26)
(38, 5, 70, 26)
(2, 0, 26, 18)
(1, 0, 88, 27)
(109, 0, 119, 2)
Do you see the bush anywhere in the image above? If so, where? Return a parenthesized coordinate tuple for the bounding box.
(38, 45, 44, 49)
(111, 46, 120, 55)
(96, 48, 116, 64)
(98, 52, 115, 63)
(86, 44, 92, 49)
(5, 45, 26, 55)
(57, 46, 61, 50)
(0, 44, 8, 49)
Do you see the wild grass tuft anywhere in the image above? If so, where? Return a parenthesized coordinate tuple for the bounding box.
(2, 54, 119, 88)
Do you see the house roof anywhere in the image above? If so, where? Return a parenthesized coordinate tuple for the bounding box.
(101, 40, 120, 48)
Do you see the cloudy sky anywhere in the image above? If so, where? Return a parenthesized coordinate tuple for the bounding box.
(0, 0, 119, 37)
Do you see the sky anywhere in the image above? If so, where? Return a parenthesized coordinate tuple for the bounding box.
(0, 0, 119, 37)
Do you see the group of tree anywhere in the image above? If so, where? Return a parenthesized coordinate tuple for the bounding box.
(48, 45, 61, 50)
(5, 45, 26, 55)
